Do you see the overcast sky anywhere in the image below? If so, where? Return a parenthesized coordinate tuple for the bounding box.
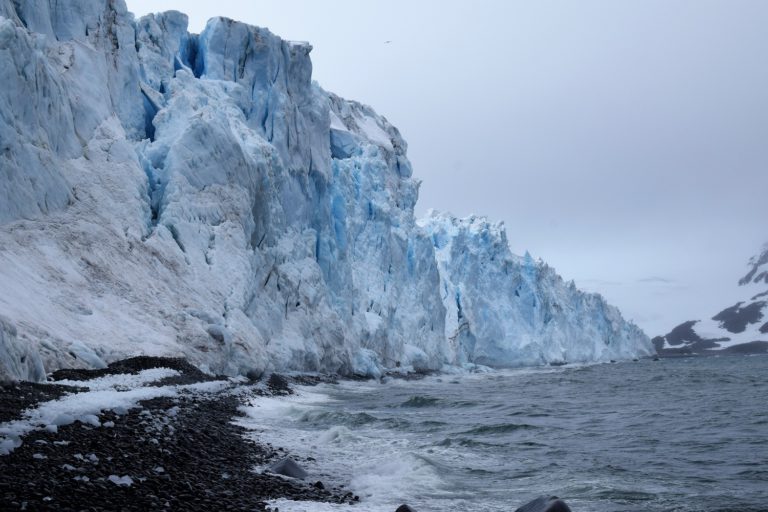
(126, 0, 768, 336)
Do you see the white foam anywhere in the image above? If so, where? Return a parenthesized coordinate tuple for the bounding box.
(238, 384, 446, 511)
(316, 425, 359, 445)
(266, 499, 362, 512)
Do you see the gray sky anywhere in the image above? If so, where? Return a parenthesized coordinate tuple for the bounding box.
(127, 0, 768, 336)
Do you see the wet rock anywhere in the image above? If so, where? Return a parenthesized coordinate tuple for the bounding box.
(266, 374, 291, 395)
(0, 381, 83, 423)
(49, 356, 218, 386)
(0, 358, 345, 511)
(395, 505, 417, 512)
(515, 495, 572, 512)
(268, 457, 308, 479)
(246, 368, 264, 382)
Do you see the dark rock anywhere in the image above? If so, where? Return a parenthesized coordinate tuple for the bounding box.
(291, 374, 338, 386)
(268, 457, 308, 479)
(0, 357, 346, 511)
(312, 481, 324, 490)
(721, 340, 768, 355)
(0, 381, 84, 423)
(49, 356, 219, 386)
(740, 247, 768, 285)
(246, 368, 264, 382)
(266, 374, 291, 394)
(712, 301, 765, 334)
(660, 320, 703, 346)
(515, 495, 572, 512)
(653, 320, 729, 357)
(395, 505, 417, 512)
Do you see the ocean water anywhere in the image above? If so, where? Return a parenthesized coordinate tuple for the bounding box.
(240, 356, 768, 512)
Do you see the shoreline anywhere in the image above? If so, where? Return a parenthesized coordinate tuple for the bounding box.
(0, 357, 356, 511)
(3, 355, 762, 511)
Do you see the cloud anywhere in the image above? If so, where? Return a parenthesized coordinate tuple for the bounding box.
(637, 276, 675, 284)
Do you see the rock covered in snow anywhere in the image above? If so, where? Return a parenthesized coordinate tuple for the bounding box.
(654, 242, 768, 356)
(0, 1, 652, 379)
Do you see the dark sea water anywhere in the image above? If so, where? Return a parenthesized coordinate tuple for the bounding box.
(244, 356, 768, 512)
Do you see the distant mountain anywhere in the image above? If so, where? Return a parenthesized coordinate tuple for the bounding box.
(653, 244, 768, 356)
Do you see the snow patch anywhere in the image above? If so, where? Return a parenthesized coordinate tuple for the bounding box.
(108, 475, 134, 487)
(0, 369, 230, 455)
(54, 368, 180, 391)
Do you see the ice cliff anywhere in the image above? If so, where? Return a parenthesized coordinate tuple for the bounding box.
(420, 212, 653, 366)
(0, 0, 652, 381)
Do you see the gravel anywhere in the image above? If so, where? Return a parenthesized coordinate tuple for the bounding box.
(0, 358, 355, 511)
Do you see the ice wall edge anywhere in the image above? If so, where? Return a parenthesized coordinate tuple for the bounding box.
(0, 1, 652, 381)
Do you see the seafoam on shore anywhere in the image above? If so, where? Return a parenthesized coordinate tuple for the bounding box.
(239, 357, 768, 512)
(237, 380, 454, 512)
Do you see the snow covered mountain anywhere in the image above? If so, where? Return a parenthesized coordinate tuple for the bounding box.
(653, 244, 768, 356)
(0, 0, 652, 381)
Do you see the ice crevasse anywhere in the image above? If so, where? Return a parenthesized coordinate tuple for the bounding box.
(0, 1, 654, 381)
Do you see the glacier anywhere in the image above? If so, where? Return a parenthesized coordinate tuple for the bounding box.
(420, 211, 653, 366)
(0, 0, 653, 381)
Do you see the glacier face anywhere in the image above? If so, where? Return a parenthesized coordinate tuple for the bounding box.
(0, 0, 650, 381)
(420, 212, 653, 366)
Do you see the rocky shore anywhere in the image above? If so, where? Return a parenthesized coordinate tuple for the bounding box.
(0, 357, 575, 512)
(0, 357, 354, 511)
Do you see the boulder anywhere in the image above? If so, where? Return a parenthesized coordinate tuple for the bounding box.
(515, 495, 571, 512)
(267, 373, 291, 394)
(268, 457, 308, 479)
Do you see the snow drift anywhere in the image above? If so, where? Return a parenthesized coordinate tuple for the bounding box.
(0, 1, 652, 380)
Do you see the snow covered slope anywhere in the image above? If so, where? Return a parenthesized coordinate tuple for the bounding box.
(0, 1, 651, 380)
(420, 212, 653, 366)
(653, 243, 768, 356)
